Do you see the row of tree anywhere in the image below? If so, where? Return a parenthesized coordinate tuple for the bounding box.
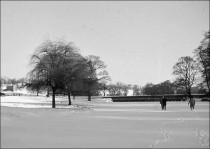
(27, 40, 110, 108)
(142, 80, 174, 95)
(0, 77, 26, 86)
(105, 83, 141, 96)
(2, 31, 208, 108)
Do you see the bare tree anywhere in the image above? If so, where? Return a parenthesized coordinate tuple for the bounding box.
(194, 31, 210, 94)
(28, 40, 81, 108)
(172, 56, 200, 98)
(61, 47, 86, 105)
(83, 55, 111, 101)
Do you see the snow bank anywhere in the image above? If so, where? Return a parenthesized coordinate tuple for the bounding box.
(1, 96, 72, 108)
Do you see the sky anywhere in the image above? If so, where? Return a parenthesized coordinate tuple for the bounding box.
(1, 1, 209, 86)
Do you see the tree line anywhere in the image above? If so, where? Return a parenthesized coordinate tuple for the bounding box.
(141, 31, 209, 98)
(26, 39, 111, 108)
(0, 77, 26, 88)
(97, 31, 210, 98)
(1, 31, 209, 107)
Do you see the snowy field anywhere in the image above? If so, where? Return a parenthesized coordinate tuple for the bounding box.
(1, 95, 209, 148)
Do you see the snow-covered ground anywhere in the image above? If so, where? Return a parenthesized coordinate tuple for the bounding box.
(1, 96, 209, 148)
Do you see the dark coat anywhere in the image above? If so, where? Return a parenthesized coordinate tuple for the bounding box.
(161, 97, 167, 106)
(189, 98, 195, 107)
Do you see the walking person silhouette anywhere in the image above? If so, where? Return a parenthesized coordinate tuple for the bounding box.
(160, 96, 167, 111)
(188, 96, 195, 111)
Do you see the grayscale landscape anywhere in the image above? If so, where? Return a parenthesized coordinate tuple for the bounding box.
(1, 1, 209, 148)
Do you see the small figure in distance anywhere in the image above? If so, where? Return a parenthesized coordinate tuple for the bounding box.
(160, 96, 167, 111)
(188, 95, 195, 111)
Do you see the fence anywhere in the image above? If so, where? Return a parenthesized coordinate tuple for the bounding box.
(103, 95, 209, 102)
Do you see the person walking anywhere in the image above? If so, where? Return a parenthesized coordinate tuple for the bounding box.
(160, 96, 167, 111)
(188, 96, 195, 111)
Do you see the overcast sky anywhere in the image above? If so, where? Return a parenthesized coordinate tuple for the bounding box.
(1, 1, 209, 86)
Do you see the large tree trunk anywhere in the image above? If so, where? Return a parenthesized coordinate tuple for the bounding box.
(187, 88, 192, 99)
(67, 92, 71, 105)
(52, 88, 56, 108)
(88, 91, 91, 101)
(36, 88, 39, 96)
(46, 88, 49, 97)
(205, 73, 210, 95)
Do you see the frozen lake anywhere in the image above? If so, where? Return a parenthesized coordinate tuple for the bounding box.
(1, 96, 209, 148)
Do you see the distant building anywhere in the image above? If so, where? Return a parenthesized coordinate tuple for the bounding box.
(1, 84, 17, 92)
(127, 89, 133, 96)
